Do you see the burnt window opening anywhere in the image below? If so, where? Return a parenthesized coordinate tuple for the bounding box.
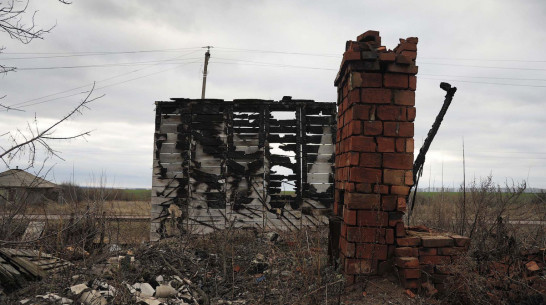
(151, 98, 337, 240)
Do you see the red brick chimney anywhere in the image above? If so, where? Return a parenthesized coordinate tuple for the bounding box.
(332, 30, 418, 284)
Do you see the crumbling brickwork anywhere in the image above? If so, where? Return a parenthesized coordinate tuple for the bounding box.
(332, 30, 418, 284)
(395, 230, 470, 292)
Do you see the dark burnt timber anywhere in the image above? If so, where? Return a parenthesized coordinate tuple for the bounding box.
(408, 82, 457, 223)
(151, 98, 337, 240)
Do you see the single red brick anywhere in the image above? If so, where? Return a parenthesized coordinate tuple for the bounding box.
(382, 195, 397, 211)
(391, 185, 410, 195)
(357, 210, 388, 227)
(383, 122, 398, 136)
(348, 136, 376, 152)
(352, 104, 372, 120)
(421, 236, 454, 248)
(409, 76, 417, 91)
(400, 122, 414, 137)
(362, 72, 382, 87)
(395, 138, 406, 152)
(419, 256, 452, 265)
(401, 50, 417, 60)
(345, 193, 381, 210)
(343, 50, 361, 61)
(384, 73, 409, 89)
(386, 228, 395, 244)
(343, 208, 357, 225)
(397, 237, 421, 247)
(348, 120, 362, 135)
(356, 244, 388, 260)
(341, 223, 347, 237)
(383, 169, 405, 185)
(419, 248, 437, 256)
(407, 107, 416, 121)
(340, 237, 355, 257)
(395, 247, 419, 257)
(376, 105, 406, 121)
(395, 257, 419, 268)
(386, 63, 418, 74)
(395, 54, 413, 65)
(346, 227, 385, 243)
(348, 88, 360, 105)
(397, 197, 407, 211)
(383, 153, 413, 170)
(377, 137, 395, 152)
(349, 72, 363, 89)
(394, 90, 415, 106)
(359, 153, 382, 168)
(405, 171, 414, 186)
(361, 88, 392, 104)
(349, 167, 382, 183)
(395, 221, 406, 237)
(379, 52, 395, 62)
(383, 122, 414, 137)
(355, 183, 372, 193)
(363, 121, 382, 136)
(400, 268, 421, 279)
(349, 152, 360, 166)
(406, 139, 414, 152)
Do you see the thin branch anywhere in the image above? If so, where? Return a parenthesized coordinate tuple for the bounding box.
(0, 83, 103, 161)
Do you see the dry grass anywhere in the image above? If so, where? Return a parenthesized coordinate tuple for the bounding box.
(23, 200, 150, 216)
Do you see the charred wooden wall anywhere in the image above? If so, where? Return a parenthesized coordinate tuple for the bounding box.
(151, 97, 337, 240)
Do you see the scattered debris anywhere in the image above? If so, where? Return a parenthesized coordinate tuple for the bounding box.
(0, 248, 72, 291)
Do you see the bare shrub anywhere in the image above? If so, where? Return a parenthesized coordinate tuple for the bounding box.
(412, 175, 546, 304)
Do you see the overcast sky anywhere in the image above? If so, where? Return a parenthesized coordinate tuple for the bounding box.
(1, 0, 545, 189)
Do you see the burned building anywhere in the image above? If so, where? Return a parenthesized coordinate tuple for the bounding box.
(151, 97, 337, 240)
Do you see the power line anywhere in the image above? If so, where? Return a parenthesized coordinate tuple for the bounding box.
(3, 45, 546, 63)
(8, 49, 203, 108)
(0, 47, 202, 57)
(419, 61, 546, 71)
(419, 57, 546, 63)
(420, 73, 546, 82)
(420, 77, 546, 88)
(210, 58, 546, 87)
(16, 61, 201, 109)
(15, 57, 202, 71)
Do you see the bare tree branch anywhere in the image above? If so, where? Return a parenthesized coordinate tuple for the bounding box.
(0, 83, 103, 163)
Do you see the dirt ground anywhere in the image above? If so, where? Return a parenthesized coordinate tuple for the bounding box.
(1, 228, 438, 305)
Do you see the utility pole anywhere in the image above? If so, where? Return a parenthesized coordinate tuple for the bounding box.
(201, 46, 212, 99)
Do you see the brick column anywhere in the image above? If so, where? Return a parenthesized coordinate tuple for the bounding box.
(332, 30, 417, 284)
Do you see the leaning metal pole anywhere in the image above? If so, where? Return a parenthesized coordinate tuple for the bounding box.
(408, 82, 457, 224)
